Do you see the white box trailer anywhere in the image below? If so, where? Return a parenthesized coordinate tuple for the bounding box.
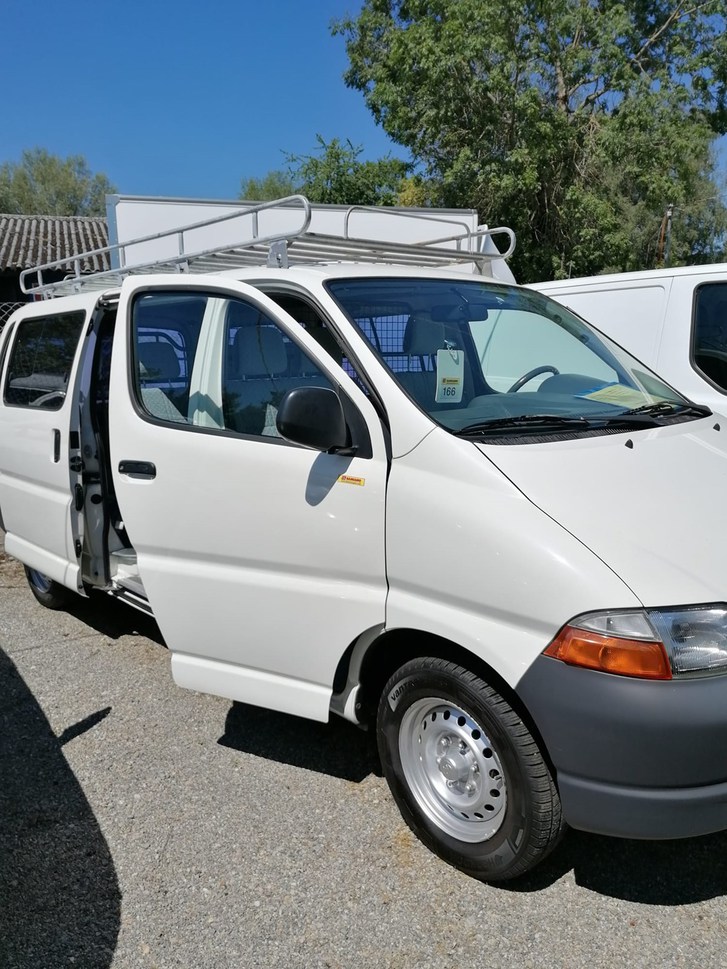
(99, 193, 517, 284)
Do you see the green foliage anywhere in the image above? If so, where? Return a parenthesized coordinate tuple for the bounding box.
(240, 136, 412, 207)
(240, 170, 296, 201)
(288, 135, 410, 205)
(396, 175, 435, 207)
(335, 0, 727, 282)
(0, 148, 115, 217)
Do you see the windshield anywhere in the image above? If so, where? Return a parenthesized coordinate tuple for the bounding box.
(327, 278, 703, 439)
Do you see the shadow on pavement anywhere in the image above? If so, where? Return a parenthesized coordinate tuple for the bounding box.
(0, 648, 120, 968)
(503, 825, 727, 904)
(218, 701, 380, 783)
(67, 590, 166, 647)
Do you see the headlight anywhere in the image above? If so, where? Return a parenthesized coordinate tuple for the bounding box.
(544, 605, 727, 680)
(649, 606, 727, 676)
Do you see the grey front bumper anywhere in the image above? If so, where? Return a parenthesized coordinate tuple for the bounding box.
(516, 655, 727, 839)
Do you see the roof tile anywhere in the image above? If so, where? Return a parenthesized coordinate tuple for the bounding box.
(0, 214, 109, 271)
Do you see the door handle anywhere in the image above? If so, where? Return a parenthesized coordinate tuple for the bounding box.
(118, 460, 156, 479)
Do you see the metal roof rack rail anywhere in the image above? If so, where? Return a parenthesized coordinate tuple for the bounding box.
(20, 195, 516, 298)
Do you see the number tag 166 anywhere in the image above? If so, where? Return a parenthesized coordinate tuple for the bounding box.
(435, 349, 464, 403)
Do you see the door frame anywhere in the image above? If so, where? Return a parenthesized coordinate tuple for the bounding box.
(0, 293, 103, 590)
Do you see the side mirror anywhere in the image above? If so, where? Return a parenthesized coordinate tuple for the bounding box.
(276, 386, 352, 453)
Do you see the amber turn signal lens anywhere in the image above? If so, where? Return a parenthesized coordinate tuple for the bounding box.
(544, 626, 672, 680)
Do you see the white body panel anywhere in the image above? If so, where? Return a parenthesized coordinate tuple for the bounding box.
(170, 653, 330, 721)
(531, 265, 727, 414)
(385, 428, 640, 687)
(481, 417, 727, 607)
(0, 294, 99, 589)
(108, 276, 389, 722)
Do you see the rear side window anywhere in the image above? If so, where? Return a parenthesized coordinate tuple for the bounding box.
(693, 283, 727, 393)
(4, 311, 85, 409)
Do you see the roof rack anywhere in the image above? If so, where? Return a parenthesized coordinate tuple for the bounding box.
(20, 195, 516, 298)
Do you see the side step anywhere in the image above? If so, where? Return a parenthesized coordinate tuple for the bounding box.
(107, 586, 155, 617)
(109, 546, 147, 599)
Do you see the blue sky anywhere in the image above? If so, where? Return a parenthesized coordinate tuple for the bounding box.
(4, 1, 726, 207)
(3, 0, 399, 201)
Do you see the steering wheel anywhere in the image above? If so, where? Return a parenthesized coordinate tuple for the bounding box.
(508, 365, 560, 393)
(30, 389, 66, 408)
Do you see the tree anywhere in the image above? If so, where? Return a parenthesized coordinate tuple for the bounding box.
(289, 136, 411, 205)
(240, 170, 296, 201)
(240, 136, 412, 207)
(0, 149, 115, 217)
(335, 1, 727, 281)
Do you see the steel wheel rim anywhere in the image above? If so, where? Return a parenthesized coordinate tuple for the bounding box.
(399, 696, 508, 843)
(27, 569, 53, 594)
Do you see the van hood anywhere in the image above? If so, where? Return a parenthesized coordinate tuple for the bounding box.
(477, 418, 727, 606)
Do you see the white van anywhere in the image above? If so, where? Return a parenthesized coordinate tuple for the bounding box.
(3, 198, 727, 883)
(531, 264, 727, 414)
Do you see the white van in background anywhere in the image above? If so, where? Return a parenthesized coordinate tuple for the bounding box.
(530, 264, 727, 412)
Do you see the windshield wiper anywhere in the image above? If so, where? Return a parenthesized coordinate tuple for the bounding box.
(454, 401, 713, 438)
(622, 401, 712, 418)
(455, 414, 593, 436)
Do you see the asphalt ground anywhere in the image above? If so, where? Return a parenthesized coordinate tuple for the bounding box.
(2, 536, 727, 968)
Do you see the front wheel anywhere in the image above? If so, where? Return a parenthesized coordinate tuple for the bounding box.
(377, 657, 565, 882)
(24, 567, 73, 610)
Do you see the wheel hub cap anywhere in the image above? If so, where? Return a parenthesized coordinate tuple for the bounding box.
(398, 698, 508, 843)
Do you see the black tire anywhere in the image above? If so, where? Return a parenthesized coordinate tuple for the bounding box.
(24, 567, 73, 610)
(377, 657, 565, 882)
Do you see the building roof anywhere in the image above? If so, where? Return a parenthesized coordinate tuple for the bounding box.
(0, 214, 109, 272)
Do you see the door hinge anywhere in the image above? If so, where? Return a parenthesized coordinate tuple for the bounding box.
(74, 539, 82, 558)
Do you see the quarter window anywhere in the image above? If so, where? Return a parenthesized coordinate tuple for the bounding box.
(4, 311, 85, 409)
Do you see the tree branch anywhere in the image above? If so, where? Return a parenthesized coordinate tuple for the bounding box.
(633, 2, 710, 65)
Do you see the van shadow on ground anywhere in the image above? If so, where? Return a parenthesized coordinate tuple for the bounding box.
(496, 820, 727, 904)
(0, 648, 120, 969)
(220, 700, 727, 905)
(218, 700, 380, 783)
(67, 589, 167, 646)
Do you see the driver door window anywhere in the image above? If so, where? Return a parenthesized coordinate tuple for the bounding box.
(132, 292, 336, 438)
(222, 301, 334, 438)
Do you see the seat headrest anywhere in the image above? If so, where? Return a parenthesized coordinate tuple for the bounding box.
(403, 314, 445, 355)
(138, 341, 180, 380)
(234, 325, 288, 377)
